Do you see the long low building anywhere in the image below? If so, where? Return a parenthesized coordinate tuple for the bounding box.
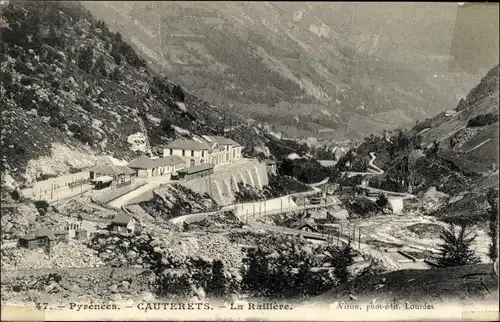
(127, 154, 185, 178)
(89, 165, 136, 189)
(175, 163, 214, 180)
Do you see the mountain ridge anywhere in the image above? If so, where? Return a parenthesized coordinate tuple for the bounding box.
(80, 1, 492, 140)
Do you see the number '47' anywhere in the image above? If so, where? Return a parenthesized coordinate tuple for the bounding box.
(35, 303, 48, 310)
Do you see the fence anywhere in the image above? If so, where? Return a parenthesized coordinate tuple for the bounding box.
(92, 182, 147, 205)
(68, 178, 91, 189)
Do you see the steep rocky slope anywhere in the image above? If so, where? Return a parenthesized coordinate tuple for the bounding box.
(80, 1, 483, 140)
(336, 65, 499, 223)
(0, 1, 297, 190)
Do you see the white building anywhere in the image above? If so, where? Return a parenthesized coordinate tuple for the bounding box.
(445, 110, 458, 117)
(163, 135, 243, 167)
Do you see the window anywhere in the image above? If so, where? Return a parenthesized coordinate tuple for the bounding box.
(191, 150, 194, 157)
(202, 151, 205, 157)
(182, 150, 185, 156)
(38, 238, 46, 246)
(169, 149, 173, 155)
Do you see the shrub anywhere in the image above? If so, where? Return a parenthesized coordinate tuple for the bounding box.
(81, 99, 93, 112)
(78, 46, 94, 72)
(75, 130, 94, 145)
(48, 117, 62, 128)
(172, 84, 185, 102)
(467, 113, 499, 127)
(34, 200, 50, 215)
(68, 123, 81, 134)
(10, 189, 21, 201)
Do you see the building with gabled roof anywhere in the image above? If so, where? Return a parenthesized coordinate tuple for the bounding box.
(128, 155, 157, 169)
(128, 155, 158, 178)
(291, 217, 318, 233)
(163, 135, 243, 167)
(18, 227, 68, 249)
(126, 154, 186, 178)
(108, 213, 138, 234)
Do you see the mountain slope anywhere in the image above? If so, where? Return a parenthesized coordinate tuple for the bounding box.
(79, 1, 486, 140)
(335, 65, 498, 223)
(313, 263, 498, 305)
(0, 1, 294, 189)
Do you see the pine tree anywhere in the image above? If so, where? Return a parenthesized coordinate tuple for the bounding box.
(437, 224, 481, 267)
(207, 260, 228, 299)
(329, 242, 355, 284)
(376, 193, 389, 209)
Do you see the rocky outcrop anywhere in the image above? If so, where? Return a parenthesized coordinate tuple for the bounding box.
(1, 267, 154, 305)
(140, 184, 218, 221)
(88, 230, 245, 271)
(1, 240, 103, 270)
(0, 203, 38, 240)
(450, 128, 478, 151)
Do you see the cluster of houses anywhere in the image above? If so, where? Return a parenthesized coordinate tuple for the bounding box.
(88, 135, 244, 189)
(18, 213, 138, 250)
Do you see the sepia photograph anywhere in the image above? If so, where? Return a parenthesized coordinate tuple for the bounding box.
(0, 1, 499, 321)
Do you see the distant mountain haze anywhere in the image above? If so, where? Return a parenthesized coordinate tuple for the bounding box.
(81, 1, 499, 140)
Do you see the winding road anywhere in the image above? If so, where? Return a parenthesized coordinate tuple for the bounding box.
(342, 152, 384, 177)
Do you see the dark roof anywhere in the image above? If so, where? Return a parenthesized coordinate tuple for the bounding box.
(165, 139, 210, 150)
(154, 155, 185, 167)
(177, 163, 214, 174)
(91, 165, 136, 176)
(111, 213, 134, 225)
(20, 227, 56, 241)
(128, 155, 157, 169)
(291, 218, 317, 230)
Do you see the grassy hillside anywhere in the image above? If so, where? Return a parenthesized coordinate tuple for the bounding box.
(315, 263, 498, 303)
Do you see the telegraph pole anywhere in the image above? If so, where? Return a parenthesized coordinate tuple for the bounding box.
(50, 183, 54, 200)
(339, 221, 343, 246)
(358, 226, 362, 249)
(352, 223, 356, 243)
